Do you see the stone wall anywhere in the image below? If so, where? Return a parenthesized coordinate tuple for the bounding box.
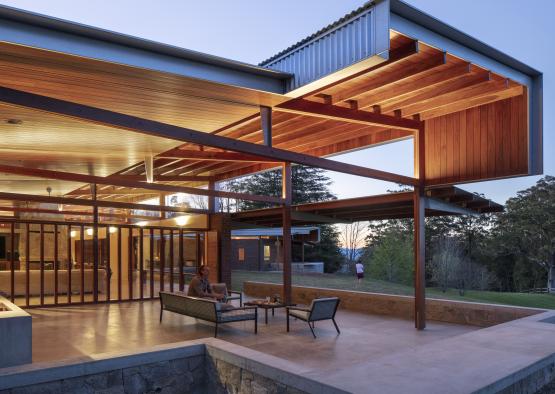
(243, 281, 545, 327)
(0, 339, 345, 394)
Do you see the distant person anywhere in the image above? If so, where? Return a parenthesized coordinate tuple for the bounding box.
(187, 265, 224, 301)
(355, 260, 365, 287)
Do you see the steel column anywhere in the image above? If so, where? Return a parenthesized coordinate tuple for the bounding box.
(414, 122, 426, 330)
(282, 162, 292, 305)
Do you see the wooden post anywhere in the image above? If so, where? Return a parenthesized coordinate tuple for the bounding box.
(414, 121, 426, 330)
(282, 162, 292, 305)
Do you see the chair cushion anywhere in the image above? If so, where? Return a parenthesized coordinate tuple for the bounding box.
(217, 309, 256, 322)
(289, 309, 310, 321)
(211, 283, 228, 296)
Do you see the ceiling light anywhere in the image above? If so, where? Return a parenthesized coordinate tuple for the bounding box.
(86, 228, 93, 236)
(175, 215, 189, 226)
(136, 221, 148, 227)
(109, 226, 117, 234)
(70, 230, 77, 238)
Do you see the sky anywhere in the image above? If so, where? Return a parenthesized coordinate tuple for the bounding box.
(0, 0, 552, 204)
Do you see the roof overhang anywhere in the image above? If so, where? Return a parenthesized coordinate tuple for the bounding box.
(230, 187, 503, 227)
(0, 4, 291, 93)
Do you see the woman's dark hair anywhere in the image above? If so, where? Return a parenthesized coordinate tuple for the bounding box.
(197, 264, 207, 275)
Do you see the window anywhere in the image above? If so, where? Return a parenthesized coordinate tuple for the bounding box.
(238, 247, 245, 262)
(263, 245, 271, 261)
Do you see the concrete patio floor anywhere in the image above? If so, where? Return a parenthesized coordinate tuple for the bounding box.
(26, 299, 555, 393)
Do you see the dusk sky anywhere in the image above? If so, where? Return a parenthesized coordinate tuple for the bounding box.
(1, 0, 551, 204)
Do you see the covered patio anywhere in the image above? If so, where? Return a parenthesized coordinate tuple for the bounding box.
(22, 299, 555, 394)
(0, 0, 547, 392)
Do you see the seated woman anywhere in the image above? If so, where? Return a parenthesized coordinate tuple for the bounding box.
(187, 265, 224, 301)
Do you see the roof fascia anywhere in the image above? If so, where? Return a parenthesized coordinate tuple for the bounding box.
(0, 4, 290, 93)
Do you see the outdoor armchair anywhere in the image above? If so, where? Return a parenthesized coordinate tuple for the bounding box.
(212, 282, 243, 306)
(286, 297, 340, 338)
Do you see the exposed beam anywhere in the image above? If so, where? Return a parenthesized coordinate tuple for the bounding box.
(0, 191, 207, 214)
(0, 164, 282, 204)
(112, 174, 214, 182)
(0, 206, 163, 220)
(424, 197, 478, 216)
(159, 148, 279, 163)
(291, 210, 351, 224)
(0, 86, 417, 186)
(331, 51, 446, 105)
(357, 62, 471, 110)
(275, 98, 421, 132)
(66, 187, 159, 197)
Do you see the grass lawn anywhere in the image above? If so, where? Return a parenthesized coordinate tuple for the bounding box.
(232, 270, 555, 310)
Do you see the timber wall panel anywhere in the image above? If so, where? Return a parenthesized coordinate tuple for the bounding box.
(425, 94, 528, 185)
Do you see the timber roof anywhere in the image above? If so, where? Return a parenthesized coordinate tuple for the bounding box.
(231, 187, 504, 227)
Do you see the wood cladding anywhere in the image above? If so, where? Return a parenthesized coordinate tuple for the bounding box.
(425, 94, 528, 186)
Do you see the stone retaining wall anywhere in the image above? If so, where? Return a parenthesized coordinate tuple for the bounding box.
(243, 281, 544, 327)
(0, 339, 345, 394)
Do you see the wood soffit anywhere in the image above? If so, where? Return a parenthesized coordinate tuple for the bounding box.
(0, 30, 525, 210)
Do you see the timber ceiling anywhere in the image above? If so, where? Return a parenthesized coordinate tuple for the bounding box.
(0, 30, 524, 217)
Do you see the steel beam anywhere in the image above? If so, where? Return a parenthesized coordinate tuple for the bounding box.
(0, 86, 417, 186)
(261, 106, 272, 147)
(0, 163, 282, 204)
(276, 98, 422, 131)
(159, 148, 278, 162)
(0, 191, 207, 214)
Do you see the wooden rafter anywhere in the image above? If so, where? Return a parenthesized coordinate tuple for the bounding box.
(330, 51, 447, 105)
(0, 86, 417, 186)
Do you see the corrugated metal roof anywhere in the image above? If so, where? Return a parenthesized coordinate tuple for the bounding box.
(259, 1, 377, 67)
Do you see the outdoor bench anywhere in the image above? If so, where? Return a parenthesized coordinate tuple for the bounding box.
(159, 291, 257, 337)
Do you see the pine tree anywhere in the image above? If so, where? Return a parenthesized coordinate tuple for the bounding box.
(227, 165, 344, 272)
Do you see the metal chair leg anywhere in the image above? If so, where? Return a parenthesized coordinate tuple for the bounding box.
(214, 323, 218, 338)
(308, 321, 317, 339)
(332, 318, 340, 334)
(159, 309, 163, 323)
(286, 311, 290, 332)
(254, 310, 258, 334)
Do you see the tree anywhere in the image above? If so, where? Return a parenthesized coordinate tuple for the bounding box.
(487, 176, 555, 291)
(366, 226, 413, 286)
(341, 221, 368, 263)
(227, 165, 344, 272)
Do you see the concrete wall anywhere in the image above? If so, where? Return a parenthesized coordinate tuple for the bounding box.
(0, 296, 31, 368)
(0, 339, 346, 394)
(243, 281, 545, 327)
